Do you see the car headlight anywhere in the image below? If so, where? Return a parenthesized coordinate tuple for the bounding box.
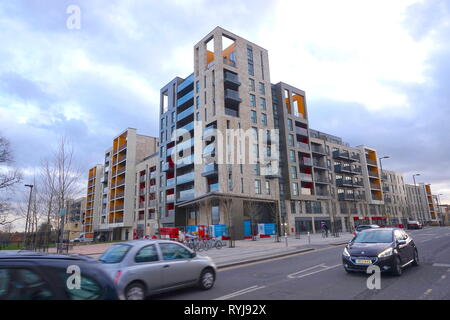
(377, 248, 393, 258)
(343, 247, 350, 257)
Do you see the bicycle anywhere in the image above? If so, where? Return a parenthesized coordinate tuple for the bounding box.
(321, 229, 329, 238)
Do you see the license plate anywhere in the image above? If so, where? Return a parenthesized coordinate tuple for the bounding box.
(355, 259, 372, 265)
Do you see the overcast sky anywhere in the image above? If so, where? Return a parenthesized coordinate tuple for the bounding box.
(0, 0, 449, 204)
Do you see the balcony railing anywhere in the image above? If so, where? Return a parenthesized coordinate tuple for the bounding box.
(315, 176, 330, 184)
(366, 158, 377, 166)
(300, 158, 313, 166)
(177, 105, 194, 122)
(223, 58, 236, 68)
(224, 71, 241, 87)
(118, 143, 127, 152)
(297, 142, 310, 151)
(368, 171, 379, 178)
(370, 183, 382, 190)
(224, 89, 241, 103)
(148, 199, 157, 207)
(166, 178, 175, 188)
(177, 90, 194, 108)
(177, 189, 195, 202)
(311, 145, 327, 155)
(296, 127, 308, 136)
(300, 173, 313, 182)
(139, 175, 145, 183)
(166, 194, 175, 203)
(313, 160, 327, 168)
(208, 183, 219, 193)
(177, 171, 195, 185)
(300, 187, 313, 195)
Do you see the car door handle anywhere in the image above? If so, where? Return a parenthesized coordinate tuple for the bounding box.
(163, 265, 170, 268)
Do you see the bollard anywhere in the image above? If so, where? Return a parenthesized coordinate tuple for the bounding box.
(285, 234, 288, 247)
(308, 232, 311, 244)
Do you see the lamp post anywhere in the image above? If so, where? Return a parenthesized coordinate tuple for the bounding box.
(379, 156, 390, 225)
(437, 194, 444, 226)
(412, 174, 421, 223)
(23, 184, 34, 248)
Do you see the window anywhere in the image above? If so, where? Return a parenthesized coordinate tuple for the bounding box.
(288, 119, 293, 131)
(212, 206, 220, 224)
(249, 94, 256, 107)
(291, 201, 296, 214)
(289, 150, 296, 162)
(255, 180, 261, 194)
(259, 82, 265, 95)
(99, 244, 131, 264)
(292, 183, 299, 196)
(0, 268, 54, 300)
(254, 163, 261, 176)
(265, 181, 270, 194)
(288, 134, 294, 147)
(62, 273, 103, 300)
(249, 78, 255, 91)
(290, 166, 298, 179)
(261, 113, 267, 126)
(195, 96, 200, 109)
(248, 62, 254, 76)
(251, 110, 257, 123)
(135, 245, 159, 263)
(159, 243, 192, 260)
(259, 97, 266, 110)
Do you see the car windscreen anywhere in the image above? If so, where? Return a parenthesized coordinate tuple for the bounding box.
(353, 230, 393, 243)
(99, 244, 131, 264)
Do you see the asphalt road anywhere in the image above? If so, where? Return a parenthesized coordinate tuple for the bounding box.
(154, 226, 450, 300)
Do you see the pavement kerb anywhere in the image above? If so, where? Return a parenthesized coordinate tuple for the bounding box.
(216, 247, 315, 269)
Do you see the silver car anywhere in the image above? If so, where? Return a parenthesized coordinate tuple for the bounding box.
(98, 240, 217, 300)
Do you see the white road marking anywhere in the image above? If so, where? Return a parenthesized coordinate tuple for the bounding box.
(214, 285, 266, 300)
(287, 263, 341, 279)
(432, 263, 450, 268)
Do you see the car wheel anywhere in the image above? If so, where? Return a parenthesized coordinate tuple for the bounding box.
(412, 249, 419, 266)
(198, 268, 215, 290)
(392, 257, 402, 276)
(125, 282, 146, 300)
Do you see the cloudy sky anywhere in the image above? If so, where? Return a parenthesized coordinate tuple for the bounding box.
(0, 0, 449, 204)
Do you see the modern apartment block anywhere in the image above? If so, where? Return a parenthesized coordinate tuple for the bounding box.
(134, 152, 159, 238)
(63, 197, 86, 240)
(158, 27, 280, 239)
(82, 27, 444, 240)
(91, 128, 159, 241)
(84, 165, 103, 239)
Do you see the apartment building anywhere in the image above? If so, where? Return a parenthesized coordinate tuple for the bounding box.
(134, 152, 159, 237)
(84, 165, 103, 239)
(158, 27, 280, 239)
(83, 27, 444, 239)
(92, 128, 158, 241)
(63, 197, 86, 240)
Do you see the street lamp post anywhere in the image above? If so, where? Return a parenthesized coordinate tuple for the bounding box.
(379, 156, 390, 225)
(412, 174, 421, 224)
(437, 194, 444, 226)
(23, 184, 34, 248)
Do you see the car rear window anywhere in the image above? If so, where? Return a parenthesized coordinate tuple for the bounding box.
(354, 230, 393, 243)
(60, 272, 103, 300)
(99, 244, 131, 264)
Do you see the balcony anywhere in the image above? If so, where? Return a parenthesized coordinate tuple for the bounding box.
(300, 173, 313, 182)
(115, 179, 125, 187)
(177, 90, 194, 108)
(350, 153, 361, 162)
(370, 183, 382, 190)
(177, 105, 194, 122)
(177, 73, 194, 94)
(224, 71, 241, 89)
(139, 189, 145, 196)
(202, 163, 218, 177)
(223, 58, 236, 68)
(148, 200, 157, 207)
(224, 108, 239, 117)
(176, 155, 195, 169)
(139, 175, 146, 183)
(300, 158, 313, 166)
(138, 202, 145, 209)
(166, 178, 175, 188)
(118, 143, 127, 153)
(336, 179, 356, 188)
(149, 185, 156, 193)
(166, 194, 175, 203)
(316, 190, 331, 197)
(382, 185, 390, 192)
(162, 162, 174, 172)
(117, 155, 126, 164)
(315, 176, 330, 184)
(208, 183, 219, 193)
(116, 167, 126, 176)
(333, 150, 350, 160)
(177, 188, 195, 202)
(114, 204, 124, 211)
(177, 121, 194, 133)
(338, 193, 356, 201)
(300, 188, 313, 196)
(149, 171, 157, 180)
(224, 89, 241, 106)
(202, 143, 216, 158)
(115, 191, 125, 199)
(296, 127, 308, 137)
(366, 158, 378, 167)
(311, 144, 327, 155)
(368, 171, 379, 178)
(313, 160, 327, 169)
(176, 171, 195, 185)
(296, 142, 310, 151)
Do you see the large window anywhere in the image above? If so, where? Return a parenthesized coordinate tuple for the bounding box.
(99, 244, 131, 264)
(135, 245, 159, 263)
(159, 243, 192, 260)
(255, 180, 261, 194)
(292, 182, 299, 196)
(259, 82, 265, 95)
(250, 94, 256, 107)
(249, 78, 255, 91)
(251, 110, 257, 123)
(259, 97, 266, 110)
(261, 113, 267, 126)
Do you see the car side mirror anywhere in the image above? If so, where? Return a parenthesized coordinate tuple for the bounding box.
(397, 239, 406, 246)
(190, 252, 197, 259)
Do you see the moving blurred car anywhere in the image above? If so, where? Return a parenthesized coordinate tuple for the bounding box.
(99, 240, 217, 300)
(0, 251, 119, 300)
(342, 228, 419, 276)
(70, 233, 92, 243)
(352, 224, 380, 237)
(407, 221, 422, 229)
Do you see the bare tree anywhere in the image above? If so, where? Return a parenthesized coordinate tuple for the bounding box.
(244, 200, 262, 241)
(220, 195, 235, 247)
(0, 135, 22, 227)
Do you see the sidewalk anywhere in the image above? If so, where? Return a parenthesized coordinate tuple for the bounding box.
(54, 232, 353, 268)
